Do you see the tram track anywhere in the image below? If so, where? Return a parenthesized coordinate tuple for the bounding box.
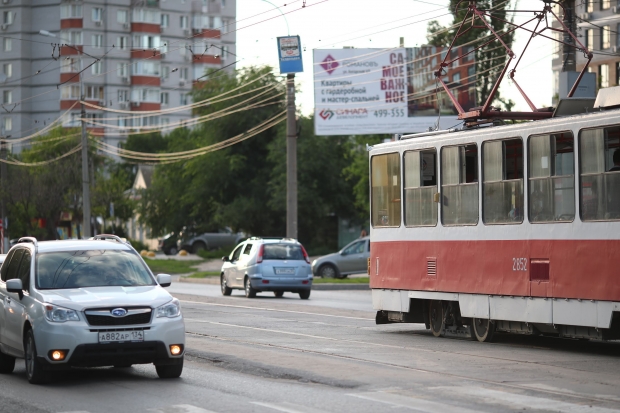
(186, 328, 620, 406)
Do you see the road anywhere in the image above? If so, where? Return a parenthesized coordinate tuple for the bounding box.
(1, 284, 620, 413)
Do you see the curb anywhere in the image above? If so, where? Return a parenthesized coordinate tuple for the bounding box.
(176, 277, 369, 290)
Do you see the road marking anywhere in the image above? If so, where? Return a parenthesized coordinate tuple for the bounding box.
(179, 299, 373, 320)
(347, 392, 479, 413)
(146, 405, 218, 413)
(518, 383, 620, 403)
(440, 386, 620, 413)
(251, 401, 331, 413)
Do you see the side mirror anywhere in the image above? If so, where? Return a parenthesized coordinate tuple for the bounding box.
(6, 278, 23, 299)
(222, 256, 230, 262)
(157, 274, 172, 288)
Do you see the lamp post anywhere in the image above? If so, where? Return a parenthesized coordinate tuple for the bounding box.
(39, 30, 91, 238)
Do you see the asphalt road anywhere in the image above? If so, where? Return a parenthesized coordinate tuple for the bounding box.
(1, 284, 620, 413)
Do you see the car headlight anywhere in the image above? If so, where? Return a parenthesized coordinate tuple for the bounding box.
(156, 299, 181, 318)
(45, 305, 80, 323)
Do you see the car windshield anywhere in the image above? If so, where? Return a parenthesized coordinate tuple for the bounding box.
(263, 244, 304, 260)
(36, 250, 156, 289)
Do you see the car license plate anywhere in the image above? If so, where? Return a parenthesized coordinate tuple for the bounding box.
(275, 267, 296, 275)
(98, 330, 144, 343)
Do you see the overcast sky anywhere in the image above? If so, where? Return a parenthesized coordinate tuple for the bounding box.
(235, 0, 554, 116)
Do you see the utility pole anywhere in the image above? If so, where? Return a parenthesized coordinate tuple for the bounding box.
(562, 0, 576, 72)
(80, 62, 91, 239)
(286, 73, 297, 239)
(0, 140, 6, 253)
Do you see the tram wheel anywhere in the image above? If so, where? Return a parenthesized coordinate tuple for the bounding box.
(470, 318, 495, 342)
(429, 300, 445, 337)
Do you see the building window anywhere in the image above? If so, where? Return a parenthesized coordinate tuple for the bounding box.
(133, 34, 160, 49)
(131, 88, 160, 103)
(180, 15, 188, 29)
(161, 14, 169, 28)
(162, 66, 170, 78)
(180, 67, 189, 80)
(132, 61, 161, 76)
(61, 58, 79, 73)
(2, 117, 11, 132)
(2, 90, 12, 104)
(600, 64, 609, 88)
(483, 138, 524, 224)
(3, 38, 11, 52)
(60, 4, 82, 18)
(587, 0, 594, 12)
(60, 85, 80, 99)
(160, 41, 168, 54)
(616, 62, 620, 86)
(117, 63, 129, 77)
(63, 31, 83, 45)
(602, 0, 611, 9)
(160, 92, 169, 105)
(441, 144, 478, 225)
(117, 10, 128, 23)
(580, 125, 620, 220)
(404, 149, 437, 226)
(92, 34, 103, 48)
(3, 63, 12, 78)
(222, 45, 229, 60)
(132, 9, 160, 24)
(528, 132, 575, 223)
(371, 153, 401, 227)
(2, 10, 13, 25)
(92, 7, 103, 22)
(117, 36, 128, 50)
(586, 29, 594, 50)
(85, 86, 104, 100)
(118, 90, 129, 102)
(91, 61, 102, 75)
(602, 26, 611, 49)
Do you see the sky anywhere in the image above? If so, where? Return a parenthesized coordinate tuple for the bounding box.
(234, 0, 555, 117)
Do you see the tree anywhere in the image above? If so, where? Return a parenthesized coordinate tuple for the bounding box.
(426, 0, 516, 110)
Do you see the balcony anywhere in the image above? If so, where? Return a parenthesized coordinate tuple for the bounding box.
(193, 29, 221, 39)
(60, 45, 83, 56)
(60, 18, 83, 29)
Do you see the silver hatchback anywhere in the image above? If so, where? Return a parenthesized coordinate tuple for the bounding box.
(311, 236, 370, 279)
(220, 238, 313, 299)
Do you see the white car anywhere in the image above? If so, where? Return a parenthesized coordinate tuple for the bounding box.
(0, 235, 185, 384)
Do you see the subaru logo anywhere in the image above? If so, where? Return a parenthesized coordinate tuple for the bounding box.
(110, 308, 128, 317)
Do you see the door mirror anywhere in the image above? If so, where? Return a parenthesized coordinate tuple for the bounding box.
(157, 274, 172, 287)
(222, 256, 230, 262)
(6, 278, 23, 299)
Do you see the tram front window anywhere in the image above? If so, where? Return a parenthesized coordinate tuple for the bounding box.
(528, 131, 575, 223)
(580, 125, 620, 221)
(404, 149, 437, 226)
(371, 153, 401, 227)
(483, 138, 524, 224)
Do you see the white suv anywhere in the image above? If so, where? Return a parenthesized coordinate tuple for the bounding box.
(0, 236, 185, 384)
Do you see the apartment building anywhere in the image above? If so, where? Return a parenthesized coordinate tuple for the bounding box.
(552, 0, 620, 102)
(0, 0, 237, 150)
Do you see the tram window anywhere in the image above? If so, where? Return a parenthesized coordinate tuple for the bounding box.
(483, 138, 524, 224)
(404, 149, 437, 226)
(579, 125, 620, 221)
(441, 144, 478, 225)
(528, 131, 575, 223)
(371, 153, 401, 227)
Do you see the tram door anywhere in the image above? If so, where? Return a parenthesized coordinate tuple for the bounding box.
(529, 259, 550, 297)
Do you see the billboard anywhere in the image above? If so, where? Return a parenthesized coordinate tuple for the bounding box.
(313, 47, 476, 136)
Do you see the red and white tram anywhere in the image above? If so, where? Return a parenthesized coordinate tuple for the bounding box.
(369, 90, 620, 342)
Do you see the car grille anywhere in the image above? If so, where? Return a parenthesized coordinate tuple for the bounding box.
(84, 307, 152, 326)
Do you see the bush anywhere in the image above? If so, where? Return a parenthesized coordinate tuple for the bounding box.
(103, 224, 127, 238)
(197, 248, 230, 259)
(129, 239, 149, 252)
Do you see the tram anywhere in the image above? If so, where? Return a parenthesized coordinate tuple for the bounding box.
(369, 88, 620, 342)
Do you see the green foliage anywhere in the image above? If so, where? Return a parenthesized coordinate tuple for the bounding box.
(426, 0, 516, 109)
(142, 257, 204, 274)
(197, 247, 230, 259)
(129, 238, 150, 252)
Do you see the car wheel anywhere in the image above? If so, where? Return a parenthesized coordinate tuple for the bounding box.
(165, 246, 178, 256)
(274, 291, 284, 298)
(221, 275, 232, 296)
(299, 290, 310, 300)
(0, 350, 15, 374)
(244, 277, 257, 298)
(318, 264, 338, 278)
(24, 329, 50, 384)
(156, 357, 183, 379)
(192, 242, 207, 254)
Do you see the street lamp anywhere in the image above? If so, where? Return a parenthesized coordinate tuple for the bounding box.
(39, 30, 91, 238)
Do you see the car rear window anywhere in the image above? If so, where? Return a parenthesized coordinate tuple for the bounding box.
(36, 250, 156, 289)
(263, 244, 304, 260)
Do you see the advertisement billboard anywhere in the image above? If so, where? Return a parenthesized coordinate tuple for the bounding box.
(313, 47, 475, 136)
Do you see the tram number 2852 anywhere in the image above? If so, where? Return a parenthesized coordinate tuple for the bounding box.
(512, 258, 528, 271)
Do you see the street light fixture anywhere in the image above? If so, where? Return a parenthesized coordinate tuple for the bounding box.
(39, 29, 91, 239)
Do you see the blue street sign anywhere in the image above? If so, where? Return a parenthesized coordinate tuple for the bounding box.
(277, 36, 303, 74)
